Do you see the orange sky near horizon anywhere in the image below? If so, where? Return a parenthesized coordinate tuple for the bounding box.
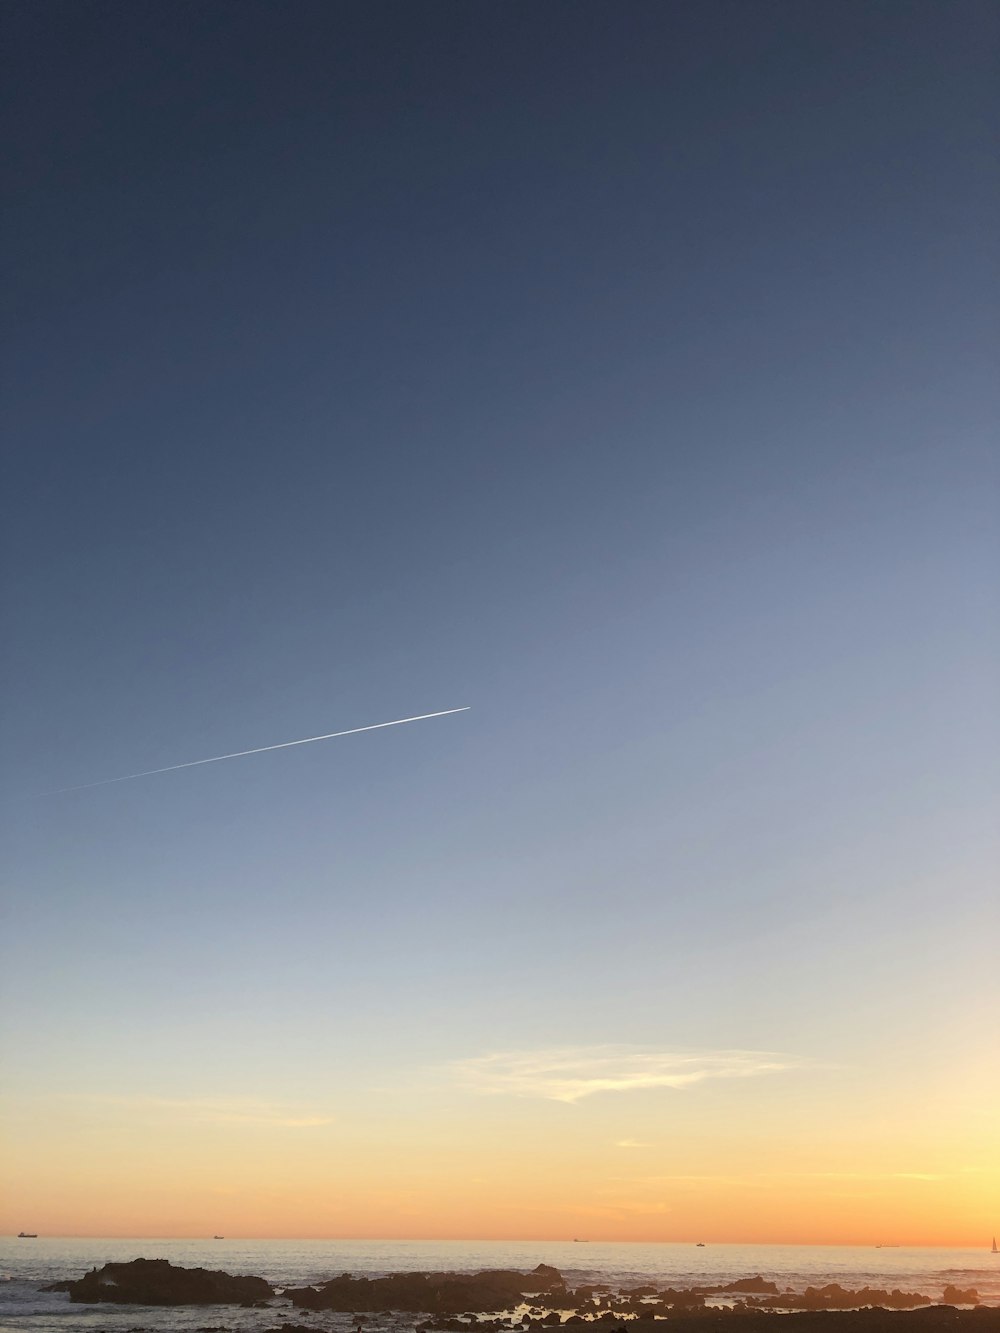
(3, 1049, 997, 1247)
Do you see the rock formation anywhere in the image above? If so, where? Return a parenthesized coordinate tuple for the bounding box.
(43, 1257, 273, 1305)
(287, 1266, 566, 1314)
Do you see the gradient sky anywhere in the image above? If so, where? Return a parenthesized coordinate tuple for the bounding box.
(1, 1, 997, 1244)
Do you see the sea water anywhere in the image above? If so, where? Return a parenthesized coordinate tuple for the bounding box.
(1, 1238, 997, 1333)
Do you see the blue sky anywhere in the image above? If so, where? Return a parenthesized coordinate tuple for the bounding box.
(1, 0, 997, 1240)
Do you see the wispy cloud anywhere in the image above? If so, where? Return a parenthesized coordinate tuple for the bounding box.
(615, 1139, 653, 1149)
(608, 1173, 765, 1187)
(451, 1046, 799, 1103)
(63, 1093, 334, 1128)
(806, 1171, 947, 1183)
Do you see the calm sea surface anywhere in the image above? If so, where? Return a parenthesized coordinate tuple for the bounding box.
(2, 1238, 997, 1333)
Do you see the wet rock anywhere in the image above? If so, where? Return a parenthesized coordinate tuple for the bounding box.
(943, 1288, 980, 1306)
(533, 1267, 563, 1287)
(288, 1269, 566, 1316)
(543, 1289, 578, 1311)
(759, 1284, 932, 1312)
(659, 1290, 706, 1308)
(53, 1258, 274, 1306)
(638, 1315, 974, 1332)
(721, 1278, 779, 1294)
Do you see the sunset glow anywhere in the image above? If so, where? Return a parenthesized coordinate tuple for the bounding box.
(4, 1035, 998, 1243)
(1, 0, 997, 1258)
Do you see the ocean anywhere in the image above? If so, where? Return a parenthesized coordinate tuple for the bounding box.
(1, 1238, 997, 1333)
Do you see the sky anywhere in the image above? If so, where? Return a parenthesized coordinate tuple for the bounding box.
(1, 0, 997, 1245)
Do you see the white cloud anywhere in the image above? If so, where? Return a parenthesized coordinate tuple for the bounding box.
(615, 1138, 653, 1148)
(451, 1046, 798, 1103)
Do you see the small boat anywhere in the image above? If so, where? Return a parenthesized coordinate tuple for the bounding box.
(17, 1232, 38, 1238)
(696, 1243, 706, 1247)
(213, 1235, 224, 1240)
(992, 1236, 998, 1254)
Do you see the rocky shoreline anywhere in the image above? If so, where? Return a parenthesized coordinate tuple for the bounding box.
(40, 1260, 999, 1332)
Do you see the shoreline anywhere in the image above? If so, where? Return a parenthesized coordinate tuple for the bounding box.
(36, 1259, 1000, 1316)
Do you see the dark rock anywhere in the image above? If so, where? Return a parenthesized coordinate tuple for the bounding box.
(659, 1290, 706, 1308)
(287, 1269, 567, 1316)
(721, 1278, 779, 1295)
(759, 1284, 932, 1312)
(55, 1258, 273, 1306)
(530, 1314, 997, 1333)
(284, 1286, 322, 1305)
(497, 1315, 1000, 1333)
(943, 1288, 980, 1306)
(542, 1289, 578, 1311)
(533, 1267, 564, 1287)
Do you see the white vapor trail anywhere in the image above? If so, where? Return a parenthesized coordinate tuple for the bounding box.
(38, 707, 470, 796)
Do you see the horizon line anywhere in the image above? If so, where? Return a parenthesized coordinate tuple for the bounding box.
(5, 1233, 979, 1248)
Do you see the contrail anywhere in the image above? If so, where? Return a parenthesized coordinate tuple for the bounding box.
(37, 707, 470, 796)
